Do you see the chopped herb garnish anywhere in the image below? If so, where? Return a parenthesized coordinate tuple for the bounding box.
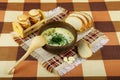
(42, 28, 74, 46)
(48, 33, 68, 46)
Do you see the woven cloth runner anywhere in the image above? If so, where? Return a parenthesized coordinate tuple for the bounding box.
(11, 7, 109, 76)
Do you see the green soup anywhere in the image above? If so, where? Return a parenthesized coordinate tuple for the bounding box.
(42, 28, 74, 46)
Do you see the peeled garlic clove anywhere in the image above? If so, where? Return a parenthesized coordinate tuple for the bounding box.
(63, 57, 68, 62)
(67, 60, 73, 64)
(68, 57, 75, 62)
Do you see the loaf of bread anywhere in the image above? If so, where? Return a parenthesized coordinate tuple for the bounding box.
(65, 12, 93, 32)
(65, 16, 85, 31)
(75, 12, 93, 28)
(13, 9, 46, 38)
(77, 39, 93, 58)
(29, 9, 42, 24)
(17, 14, 31, 29)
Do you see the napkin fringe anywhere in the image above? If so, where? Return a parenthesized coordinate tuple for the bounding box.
(91, 35, 109, 53)
(56, 58, 83, 76)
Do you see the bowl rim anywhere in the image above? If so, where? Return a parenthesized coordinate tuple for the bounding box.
(39, 21, 77, 53)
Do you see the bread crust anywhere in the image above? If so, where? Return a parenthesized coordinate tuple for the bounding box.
(77, 39, 93, 58)
(68, 15, 86, 32)
(71, 12, 89, 30)
(65, 12, 94, 32)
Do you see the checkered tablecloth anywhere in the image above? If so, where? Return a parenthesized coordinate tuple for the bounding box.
(0, 0, 120, 80)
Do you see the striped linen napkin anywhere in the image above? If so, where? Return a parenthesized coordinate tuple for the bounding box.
(11, 7, 109, 75)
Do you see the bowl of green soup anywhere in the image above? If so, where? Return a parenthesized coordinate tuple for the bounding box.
(39, 21, 77, 54)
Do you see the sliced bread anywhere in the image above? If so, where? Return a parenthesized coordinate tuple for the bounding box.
(65, 12, 93, 32)
(80, 12, 93, 28)
(77, 39, 93, 58)
(69, 13, 88, 28)
(65, 16, 84, 31)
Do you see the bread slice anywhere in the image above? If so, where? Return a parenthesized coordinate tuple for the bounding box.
(77, 39, 93, 58)
(69, 13, 88, 29)
(80, 12, 93, 28)
(65, 16, 85, 31)
(74, 12, 93, 28)
(12, 22, 24, 38)
(65, 12, 93, 32)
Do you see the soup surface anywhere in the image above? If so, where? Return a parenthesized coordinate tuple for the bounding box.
(42, 28, 74, 46)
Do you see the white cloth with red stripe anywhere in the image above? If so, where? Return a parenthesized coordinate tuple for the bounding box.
(11, 7, 109, 75)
